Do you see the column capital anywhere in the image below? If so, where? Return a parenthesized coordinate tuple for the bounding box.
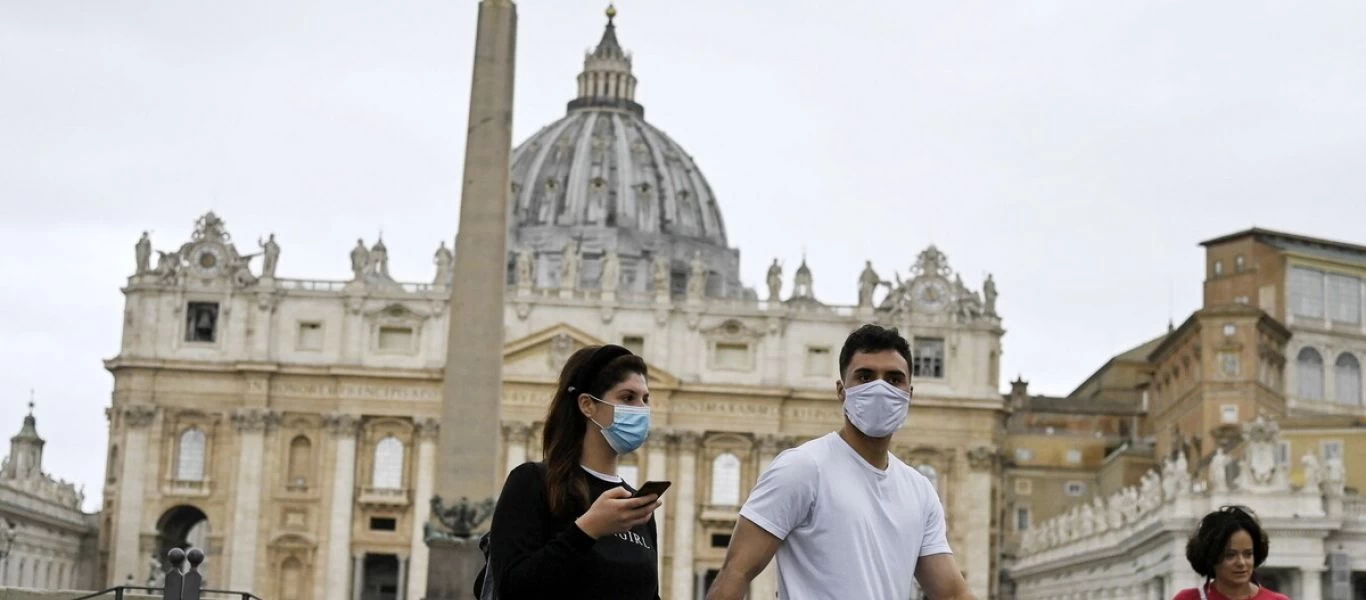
(501, 421, 532, 444)
(670, 430, 702, 450)
(324, 413, 361, 439)
(121, 405, 158, 428)
(967, 445, 998, 472)
(231, 408, 281, 433)
(757, 434, 794, 456)
(415, 418, 440, 441)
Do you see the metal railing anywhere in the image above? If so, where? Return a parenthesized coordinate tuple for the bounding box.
(72, 548, 262, 600)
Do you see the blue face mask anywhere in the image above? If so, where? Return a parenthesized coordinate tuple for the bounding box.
(588, 396, 651, 454)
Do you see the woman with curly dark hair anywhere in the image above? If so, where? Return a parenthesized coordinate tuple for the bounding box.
(1173, 505, 1288, 600)
(483, 344, 663, 600)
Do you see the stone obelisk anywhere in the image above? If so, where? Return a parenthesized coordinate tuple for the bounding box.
(424, 1, 516, 599)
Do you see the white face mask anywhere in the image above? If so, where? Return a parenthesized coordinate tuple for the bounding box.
(842, 379, 911, 438)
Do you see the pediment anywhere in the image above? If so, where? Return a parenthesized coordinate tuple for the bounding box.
(503, 323, 679, 388)
(700, 318, 764, 342)
(364, 302, 430, 320)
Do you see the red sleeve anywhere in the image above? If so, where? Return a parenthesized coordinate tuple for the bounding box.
(1170, 589, 1201, 600)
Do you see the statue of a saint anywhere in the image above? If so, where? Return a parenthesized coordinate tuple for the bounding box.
(258, 233, 280, 278)
(1301, 452, 1322, 493)
(600, 249, 620, 292)
(1210, 447, 1230, 492)
(560, 241, 580, 290)
(984, 273, 998, 315)
(433, 241, 454, 285)
(369, 239, 390, 278)
(349, 239, 369, 280)
(146, 552, 165, 586)
(515, 248, 535, 288)
(687, 252, 708, 300)
(766, 259, 783, 302)
(135, 231, 152, 274)
(857, 260, 883, 308)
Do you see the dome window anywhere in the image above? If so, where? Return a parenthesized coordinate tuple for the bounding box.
(591, 177, 607, 190)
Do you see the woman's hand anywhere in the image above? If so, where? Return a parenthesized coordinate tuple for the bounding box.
(574, 487, 661, 539)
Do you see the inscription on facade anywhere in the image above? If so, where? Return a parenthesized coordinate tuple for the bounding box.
(672, 399, 778, 418)
(271, 381, 440, 401)
(784, 405, 843, 423)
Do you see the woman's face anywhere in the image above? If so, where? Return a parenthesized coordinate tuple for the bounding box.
(581, 372, 650, 423)
(1214, 529, 1256, 588)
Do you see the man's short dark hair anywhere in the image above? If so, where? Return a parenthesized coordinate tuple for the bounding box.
(838, 324, 912, 380)
(1185, 505, 1269, 579)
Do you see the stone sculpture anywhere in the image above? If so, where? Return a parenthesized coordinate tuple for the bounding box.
(1210, 447, 1230, 492)
(1301, 452, 1322, 493)
(560, 240, 580, 290)
(515, 248, 535, 288)
(766, 258, 782, 302)
(349, 239, 369, 280)
(135, 231, 152, 274)
(258, 233, 280, 278)
(600, 248, 620, 292)
(425, 495, 496, 542)
(857, 261, 885, 308)
(433, 241, 453, 285)
(687, 252, 707, 301)
(652, 256, 670, 296)
(984, 273, 998, 315)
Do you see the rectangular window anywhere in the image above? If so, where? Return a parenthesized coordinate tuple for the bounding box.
(1290, 267, 1325, 319)
(1235, 255, 1246, 272)
(714, 342, 751, 370)
(1220, 404, 1239, 424)
(185, 302, 219, 343)
(1220, 353, 1241, 378)
(621, 335, 645, 356)
(912, 338, 945, 379)
(1065, 449, 1082, 464)
(377, 326, 414, 352)
(1014, 448, 1033, 463)
(1275, 441, 1290, 467)
(1322, 440, 1343, 461)
(369, 517, 397, 531)
(297, 322, 323, 351)
(1014, 479, 1033, 495)
(1064, 481, 1087, 497)
(710, 533, 732, 549)
(805, 346, 831, 376)
(1016, 507, 1030, 531)
(1327, 274, 1361, 324)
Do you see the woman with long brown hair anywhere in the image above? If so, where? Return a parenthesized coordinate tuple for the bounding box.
(484, 344, 663, 599)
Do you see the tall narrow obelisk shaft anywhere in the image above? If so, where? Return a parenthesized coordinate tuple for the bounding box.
(440, 0, 516, 515)
(425, 1, 516, 598)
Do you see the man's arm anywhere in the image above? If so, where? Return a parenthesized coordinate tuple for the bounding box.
(704, 517, 781, 600)
(915, 553, 975, 600)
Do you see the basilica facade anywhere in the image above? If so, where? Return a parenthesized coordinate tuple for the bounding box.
(99, 12, 1008, 600)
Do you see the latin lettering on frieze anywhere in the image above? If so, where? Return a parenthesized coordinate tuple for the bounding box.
(783, 405, 843, 424)
(671, 399, 777, 418)
(270, 380, 439, 402)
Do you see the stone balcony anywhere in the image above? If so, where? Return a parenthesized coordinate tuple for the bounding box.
(163, 478, 212, 498)
(357, 486, 409, 508)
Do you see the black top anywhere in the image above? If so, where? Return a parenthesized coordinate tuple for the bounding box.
(488, 462, 659, 600)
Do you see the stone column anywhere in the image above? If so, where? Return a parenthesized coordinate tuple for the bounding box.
(750, 435, 787, 600)
(503, 421, 531, 476)
(963, 446, 998, 600)
(111, 406, 156, 585)
(1301, 568, 1323, 600)
(227, 408, 278, 592)
(324, 414, 360, 600)
(427, 1, 517, 596)
(352, 553, 365, 600)
(396, 555, 409, 600)
(670, 431, 701, 600)
(407, 419, 439, 600)
(646, 431, 671, 576)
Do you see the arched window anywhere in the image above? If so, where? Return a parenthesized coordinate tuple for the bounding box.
(709, 453, 742, 507)
(176, 428, 206, 481)
(372, 436, 405, 489)
(1297, 347, 1325, 401)
(916, 464, 940, 491)
(1336, 353, 1362, 405)
(280, 557, 304, 600)
(287, 436, 313, 489)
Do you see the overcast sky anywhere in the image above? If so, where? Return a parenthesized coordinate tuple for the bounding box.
(3, 0, 1365, 511)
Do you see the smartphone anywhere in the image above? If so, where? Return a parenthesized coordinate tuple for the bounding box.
(631, 480, 672, 499)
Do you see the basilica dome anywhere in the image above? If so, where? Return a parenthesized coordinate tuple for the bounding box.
(507, 7, 745, 299)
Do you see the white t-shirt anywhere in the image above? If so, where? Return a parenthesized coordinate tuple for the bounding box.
(738, 432, 952, 600)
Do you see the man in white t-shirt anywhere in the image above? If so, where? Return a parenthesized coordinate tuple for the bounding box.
(706, 325, 974, 600)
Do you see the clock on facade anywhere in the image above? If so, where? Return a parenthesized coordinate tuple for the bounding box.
(910, 277, 952, 312)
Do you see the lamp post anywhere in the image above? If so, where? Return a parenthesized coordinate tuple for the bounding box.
(0, 519, 17, 586)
